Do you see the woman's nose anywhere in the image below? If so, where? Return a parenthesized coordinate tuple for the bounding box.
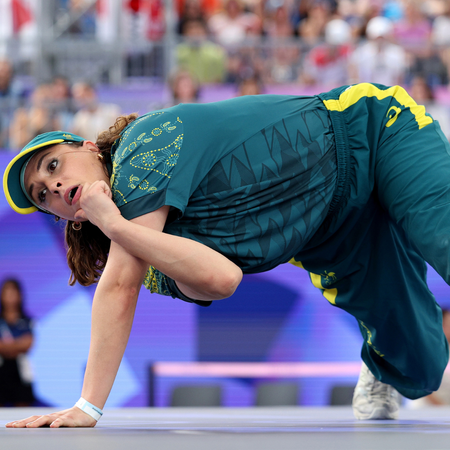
(50, 181, 62, 193)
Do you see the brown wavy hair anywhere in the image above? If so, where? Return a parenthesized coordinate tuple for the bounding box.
(64, 113, 139, 286)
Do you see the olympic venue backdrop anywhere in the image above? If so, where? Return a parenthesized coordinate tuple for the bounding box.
(1, 152, 449, 408)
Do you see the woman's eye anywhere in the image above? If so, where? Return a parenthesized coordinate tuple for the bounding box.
(38, 189, 47, 203)
(48, 160, 58, 172)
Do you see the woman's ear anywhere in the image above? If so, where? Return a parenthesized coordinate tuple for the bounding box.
(84, 140, 100, 153)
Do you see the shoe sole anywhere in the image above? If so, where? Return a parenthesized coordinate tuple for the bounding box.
(354, 406, 399, 420)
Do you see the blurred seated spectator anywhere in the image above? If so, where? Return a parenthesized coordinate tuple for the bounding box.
(0, 279, 35, 407)
(264, 46, 301, 84)
(263, 0, 295, 38)
(393, 0, 431, 53)
(9, 83, 61, 150)
(237, 76, 263, 96)
(297, 0, 334, 45)
(408, 76, 450, 140)
(177, 0, 208, 34)
(300, 18, 353, 88)
(349, 16, 406, 86)
(166, 69, 200, 107)
(177, 19, 227, 83)
(225, 46, 264, 84)
(208, 0, 262, 46)
(176, 0, 221, 25)
(0, 59, 27, 149)
(431, 4, 450, 48)
(71, 82, 121, 141)
(50, 75, 75, 131)
(407, 44, 448, 88)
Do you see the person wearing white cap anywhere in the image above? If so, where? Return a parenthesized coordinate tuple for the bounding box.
(301, 18, 353, 87)
(349, 16, 407, 86)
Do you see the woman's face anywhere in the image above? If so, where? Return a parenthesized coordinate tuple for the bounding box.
(1, 283, 21, 310)
(23, 142, 109, 221)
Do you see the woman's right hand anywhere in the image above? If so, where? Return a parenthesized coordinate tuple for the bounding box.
(6, 406, 97, 428)
(74, 180, 121, 232)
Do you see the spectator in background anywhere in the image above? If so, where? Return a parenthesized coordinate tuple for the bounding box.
(177, 19, 227, 83)
(349, 16, 406, 86)
(408, 76, 450, 141)
(301, 18, 353, 88)
(0, 279, 35, 407)
(177, 0, 208, 34)
(393, 0, 431, 53)
(237, 76, 263, 96)
(297, 0, 334, 45)
(407, 43, 448, 88)
(208, 0, 262, 46)
(9, 83, 61, 150)
(71, 82, 121, 142)
(264, 45, 302, 84)
(166, 69, 200, 106)
(430, 4, 450, 89)
(51, 75, 75, 131)
(263, 0, 295, 38)
(0, 59, 27, 149)
(176, 0, 221, 26)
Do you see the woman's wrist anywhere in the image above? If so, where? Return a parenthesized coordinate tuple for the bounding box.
(74, 397, 103, 421)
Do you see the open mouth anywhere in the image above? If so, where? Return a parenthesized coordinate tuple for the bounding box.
(68, 187, 78, 204)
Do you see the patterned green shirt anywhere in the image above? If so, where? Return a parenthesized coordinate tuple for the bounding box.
(109, 95, 337, 300)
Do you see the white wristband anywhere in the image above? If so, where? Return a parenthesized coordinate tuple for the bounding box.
(75, 397, 103, 421)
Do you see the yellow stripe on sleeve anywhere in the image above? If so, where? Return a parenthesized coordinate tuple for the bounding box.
(323, 83, 433, 130)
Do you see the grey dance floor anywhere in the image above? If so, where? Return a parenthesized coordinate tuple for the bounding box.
(1, 407, 450, 450)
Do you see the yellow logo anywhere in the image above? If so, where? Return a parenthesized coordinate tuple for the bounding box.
(386, 106, 401, 127)
(321, 270, 337, 286)
(63, 133, 73, 139)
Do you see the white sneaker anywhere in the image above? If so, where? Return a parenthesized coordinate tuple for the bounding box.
(352, 362, 400, 420)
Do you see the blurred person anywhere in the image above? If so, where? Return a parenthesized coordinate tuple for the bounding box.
(431, 3, 450, 48)
(9, 83, 61, 150)
(177, 0, 208, 34)
(264, 45, 301, 84)
(297, 0, 334, 45)
(300, 18, 353, 88)
(407, 43, 448, 88)
(237, 76, 263, 96)
(0, 279, 35, 407)
(208, 0, 262, 46)
(166, 69, 200, 106)
(263, 0, 295, 38)
(0, 59, 27, 149)
(349, 16, 406, 86)
(408, 76, 450, 140)
(176, 19, 227, 83)
(175, 0, 221, 24)
(51, 76, 75, 131)
(393, 0, 431, 53)
(71, 82, 121, 142)
(225, 46, 264, 84)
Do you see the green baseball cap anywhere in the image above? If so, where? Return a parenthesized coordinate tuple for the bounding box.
(3, 131, 85, 214)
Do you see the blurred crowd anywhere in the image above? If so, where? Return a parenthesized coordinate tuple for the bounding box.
(2, 0, 450, 149)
